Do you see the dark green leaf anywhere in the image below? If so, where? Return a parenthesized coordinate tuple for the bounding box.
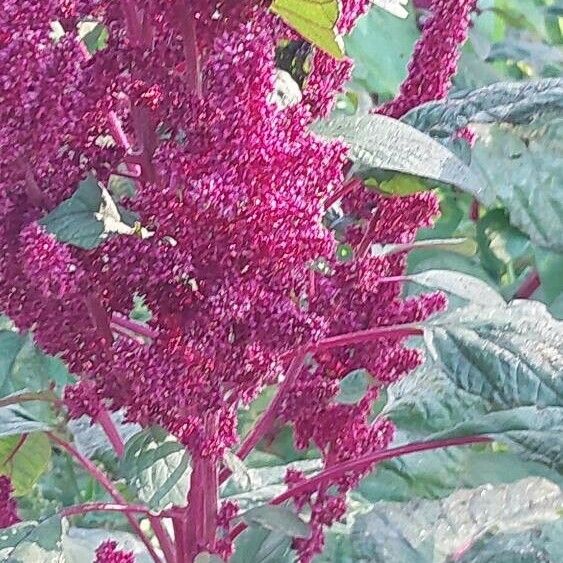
(40, 175, 104, 250)
(403, 78, 563, 138)
(231, 526, 292, 563)
(242, 505, 310, 538)
(121, 428, 190, 510)
(314, 115, 488, 202)
(351, 478, 562, 562)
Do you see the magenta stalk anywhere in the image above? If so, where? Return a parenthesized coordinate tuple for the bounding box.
(111, 314, 159, 339)
(229, 435, 492, 541)
(95, 409, 125, 457)
(48, 433, 163, 563)
(513, 269, 541, 300)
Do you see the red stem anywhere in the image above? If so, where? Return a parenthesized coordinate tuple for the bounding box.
(229, 435, 491, 541)
(48, 433, 163, 563)
(111, 314, 159, 339)
(324, 178, 363, 209)
(513, 269, 541, 300)
(220, 348, 308, 484)
(173, 516, 187, 563)
(95, 409, 125, 457)
(311, 324, 422, 353)
(174, 2, 202, 96)
(151, 515, 177, 563)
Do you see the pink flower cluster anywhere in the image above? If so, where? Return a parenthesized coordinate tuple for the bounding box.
(0, 1, 447, 560)
(0, 476, 20, 529)
(94, 540, 135, 563)
(378, 0, 478, 118)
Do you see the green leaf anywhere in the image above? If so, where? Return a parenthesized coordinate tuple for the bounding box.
(378, 173, 429, 196)
(0, 516, 64, 562)
(351, 478, 562, 562)
(456, 520, 563, 563)
(402, 78, 563, 139)
(39, 175, 142, 250)
(69, 411, 140, 459)
(471, 117, 563, 251)
(535, 246, 563, 303)
(221, 459, 321, 511)
(402, 269, 506, 309)
(0, 433, 51, 496)
(270, 0, 344, 59)
(314, 115, 488, 202)
(231, 526, 292, 563)
(346, 3, 420, 98)
(0, 330, 70, 398)
(422, 299, 563, 469)
(78, 22, 109, 54)
(242, 505, 310, 539)
(223, 450, 252, 490)
(335, 370, 370, 404)
(39, 175, 104, 250)
(0, 407, 51, 437)
(372, 238, 477, 258)
(121, 428, 190, 510)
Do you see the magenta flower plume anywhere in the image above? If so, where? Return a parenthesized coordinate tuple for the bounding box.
(0, 476, 21, 529)
(0, 2, 447, 560)
(94, 540, 136, 563)
(378, 0, 478, 118)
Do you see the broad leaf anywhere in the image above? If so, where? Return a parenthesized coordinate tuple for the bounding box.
(351, 478, 562, 562)
(456, 520, 563, 562)
(314, 115, 488, 202)
(223, 450, 252, 490)
(0, 433, 51, 495)
(471, 117, 563, 251)
(242, 505, 310, 538)
(221, 459, 321, 511)
(270, 0, 344, 59)
(335, 370, 370, 404)
(0, 331, 69, 397)
(231, 526, 292, 563)
(121, 428, 190, 510)
(422, 299, 563, 469)
(370, 0, 408, 19)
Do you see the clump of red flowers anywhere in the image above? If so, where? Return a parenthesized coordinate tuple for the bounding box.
(94, 540, 135, 563)
(0, 476, 20, 529)
(0, 0, 478, 560)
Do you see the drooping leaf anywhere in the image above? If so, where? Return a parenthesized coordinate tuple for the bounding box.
(402, 269, 506, 308)
(270, 0, 344, 59)
(242, 505, 310, 539)
(121, 428, 190, 510)
(351, 478, 562, 562)
(0, 433, 51, 496)
(372, 238, 477, 258)
(402, 78, 563, 138)
(314, 115, 488, 202)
